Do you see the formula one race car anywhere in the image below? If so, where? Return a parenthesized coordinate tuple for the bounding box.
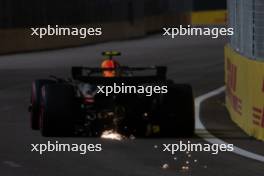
(29, 52, 195, 137)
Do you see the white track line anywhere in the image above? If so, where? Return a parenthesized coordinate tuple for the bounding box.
(195, 86, 264, 162)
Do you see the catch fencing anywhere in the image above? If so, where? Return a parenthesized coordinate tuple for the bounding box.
(228, 0, 264, 60)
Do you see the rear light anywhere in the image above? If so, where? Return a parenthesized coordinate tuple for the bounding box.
(83, 97, 95, 104)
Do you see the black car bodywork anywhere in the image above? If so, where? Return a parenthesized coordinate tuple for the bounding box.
(29, 66, 195, 137)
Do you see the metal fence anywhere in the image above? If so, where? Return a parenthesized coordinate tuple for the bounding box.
(228, 0, 264, 60)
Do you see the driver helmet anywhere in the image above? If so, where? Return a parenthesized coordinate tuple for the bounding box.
(101, 51, 121, 77)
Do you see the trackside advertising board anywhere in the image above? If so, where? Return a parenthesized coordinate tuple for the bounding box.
(225, 45, 264, 141)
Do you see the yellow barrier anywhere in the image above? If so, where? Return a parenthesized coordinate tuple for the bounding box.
(191, 10, 227, 25)
(225, 45, 264, 141)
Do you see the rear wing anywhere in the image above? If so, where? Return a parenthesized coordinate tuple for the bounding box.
(71, 66, 167, 80)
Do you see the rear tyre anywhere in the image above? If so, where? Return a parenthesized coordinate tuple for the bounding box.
(40, 84, 76, 137)
(30, 79, 55, 130)
(158, 84, 195, 137)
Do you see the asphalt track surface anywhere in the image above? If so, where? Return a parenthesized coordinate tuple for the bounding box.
(0, 35, 263, 176)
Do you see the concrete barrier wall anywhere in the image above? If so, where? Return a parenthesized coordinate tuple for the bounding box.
(0, 14, 192, 54)
(0, 0, 193, 54)
(225, 45, 264, 141)
(191, 0, 226, 25)
(0, 0, 226, 54)
(0, 9, 221, 55)
(0, 20, 145, 54)
(191, 10, 226, 25)
(144, 13, 191, 33)
(1, 13, 191, 54)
